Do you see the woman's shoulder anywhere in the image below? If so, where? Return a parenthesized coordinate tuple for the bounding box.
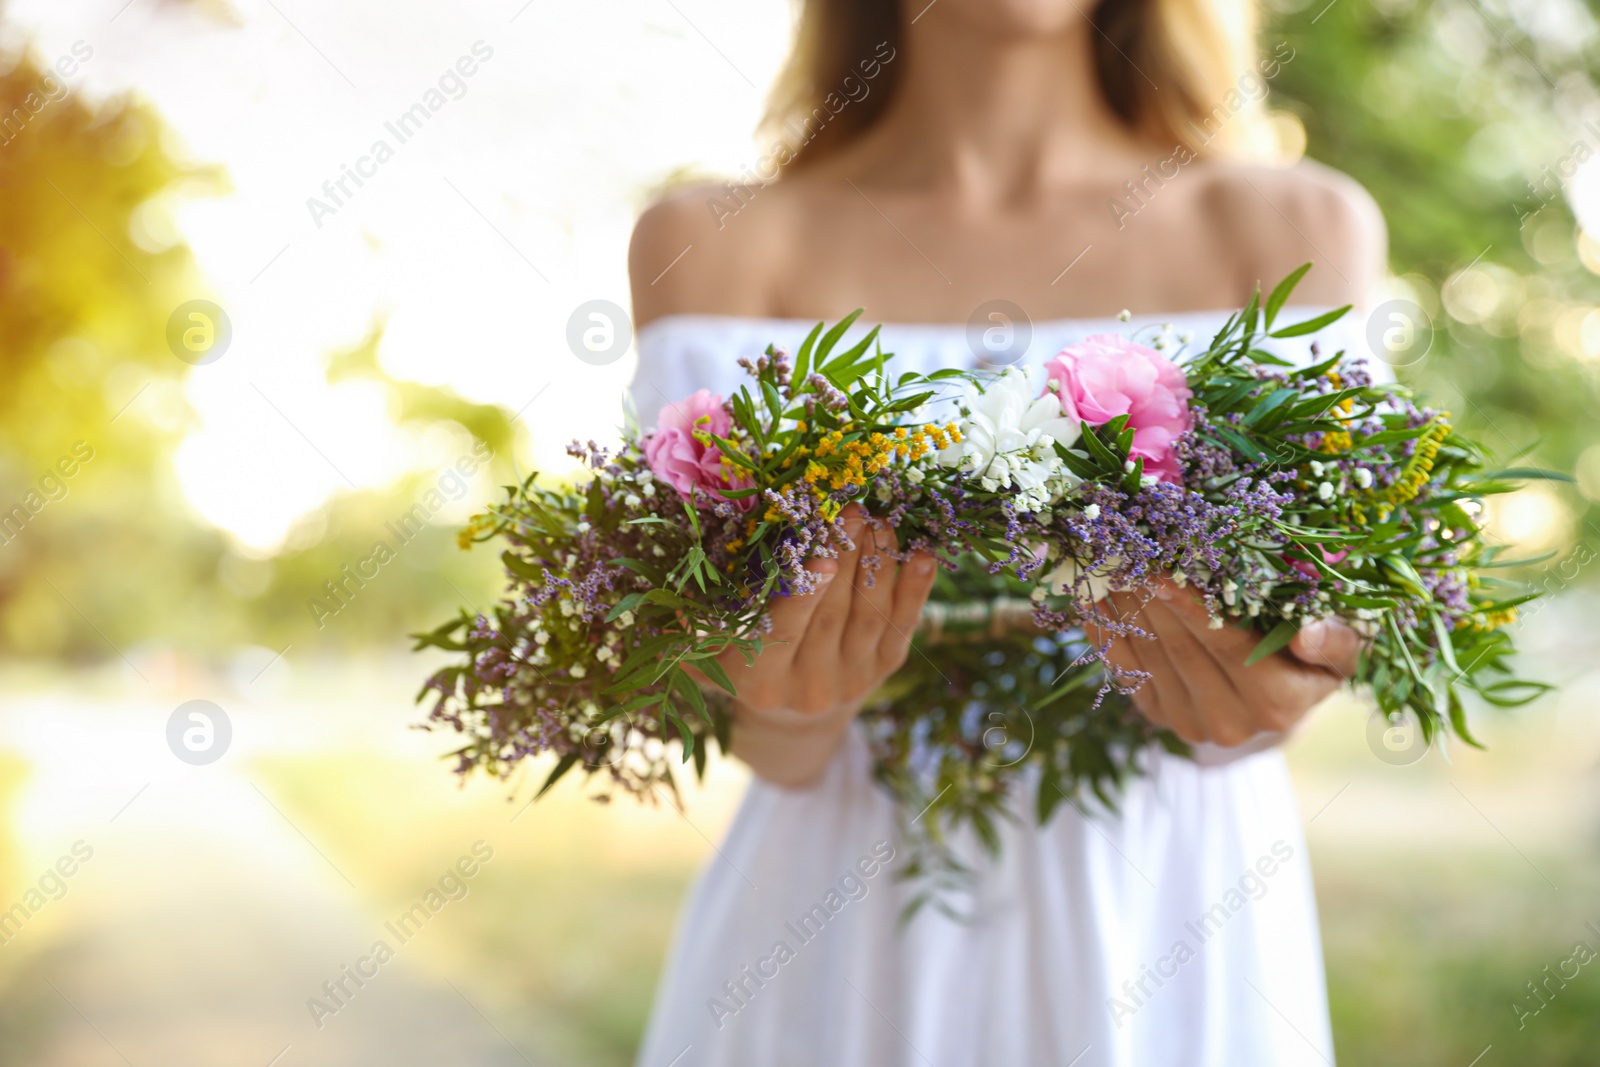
(1186, 158, 1388, 306)
(628, 180, 806, 328)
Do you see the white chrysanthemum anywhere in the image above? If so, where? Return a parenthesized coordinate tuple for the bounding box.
(935, 366, 1083, 511)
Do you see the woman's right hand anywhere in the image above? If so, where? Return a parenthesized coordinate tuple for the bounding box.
(721, 504, 937, 787)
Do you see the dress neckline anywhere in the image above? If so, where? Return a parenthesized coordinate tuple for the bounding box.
(637, 305, 1344, 342)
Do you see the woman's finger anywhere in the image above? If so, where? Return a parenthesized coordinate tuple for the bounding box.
(877, 552, 937, 672)
(1288, 618, 1362, 678)
(1138, 597, 1250, 744)
(841, 521, 900, 675)
(792, 506, 867, 698)
(719, 556, 837, 708)
(1104, 594, 1190, 740)
(1158, 585, 1340, 735)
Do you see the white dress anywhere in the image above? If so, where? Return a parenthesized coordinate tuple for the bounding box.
(628, 309, 1354, 1067)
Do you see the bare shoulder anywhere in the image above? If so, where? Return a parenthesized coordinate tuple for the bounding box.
(628, 182, 799, 328)
(1191, 159, 1388, 307)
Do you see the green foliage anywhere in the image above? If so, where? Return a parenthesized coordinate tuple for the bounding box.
(1268, 0, 1600, 536)
(0, 47, 219, 657)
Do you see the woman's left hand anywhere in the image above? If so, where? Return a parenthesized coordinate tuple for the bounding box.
(1104, 580, 1363, 747)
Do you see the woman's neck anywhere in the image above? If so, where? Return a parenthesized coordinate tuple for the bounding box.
(836, 15, 1151, 203)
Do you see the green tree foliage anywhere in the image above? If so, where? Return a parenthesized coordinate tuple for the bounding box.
(1267, 0, 1600, 536)
(0, 39, 519, 661)
(0, 45, 218, 659)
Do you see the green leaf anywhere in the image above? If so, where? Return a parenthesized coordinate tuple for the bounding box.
(1078, 422, 1123, 470)
(673, 714, 695, 762)
(1244, 619, 1301, 666)
(535, 754, 581, 800)
(815, 309, 864, 367)
(1446, 687, 1481, 746)
(501, 550, 546, 583)
(792, 321, 824, 384)
(1209, 426, 1267, 463)
(1120, 454, 1145, 495)
(822, 323, 883, 376)
(1264, 263, 1313, 328)
(1270, 305, 1353, 338)
(694, 655, 738, 696)
(1037, 768, 1064, 824)
(691, 730, 708, 778)
(1430, 611, 1462, 677)
(1241, 387, 1300, 428)
(672, 667, 711, 723)
(1478, 466, 1574, 483)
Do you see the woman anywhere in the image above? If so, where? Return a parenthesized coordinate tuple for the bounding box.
(626, 1, 1380, 1063)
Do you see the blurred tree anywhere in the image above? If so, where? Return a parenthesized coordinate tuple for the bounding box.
(1266, 0, 1600, 552)
(0, 43, 218, 660)
(0, 31, 521, 663)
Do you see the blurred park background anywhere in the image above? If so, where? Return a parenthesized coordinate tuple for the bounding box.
(0, 0, 1598, 1063)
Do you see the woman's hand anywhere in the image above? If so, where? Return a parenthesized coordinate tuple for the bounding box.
(1104, 581, 1363, 748)
(720, 504, 937, 787)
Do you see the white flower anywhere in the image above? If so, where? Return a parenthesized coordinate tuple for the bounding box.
(1082, 503, 1101, 520)
(935, 366, 1082, 511)
(1317, 481, 1334, 501)
(617, 610, 634, 627)
(642, 484, 656, 497)
(624, 493, 642, 508)
(569, 665, 586, 679)
(534, 630, 550, 645)
(905, 467, 925, 485)
(576, 521, 591, 534)
(1118, 309, 1132, 322)
(1354, 467, 1373, 489)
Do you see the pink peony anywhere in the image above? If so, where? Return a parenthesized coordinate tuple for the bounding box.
(1290, 547, 1348, 582)
(644, 389, 754, 510)
(1043, 334, 1194, 484)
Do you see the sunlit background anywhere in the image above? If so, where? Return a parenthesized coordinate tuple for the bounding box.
(1, 0, 1598, 1063)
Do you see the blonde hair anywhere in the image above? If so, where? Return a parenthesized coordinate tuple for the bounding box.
(763, 0, 1287, 167)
